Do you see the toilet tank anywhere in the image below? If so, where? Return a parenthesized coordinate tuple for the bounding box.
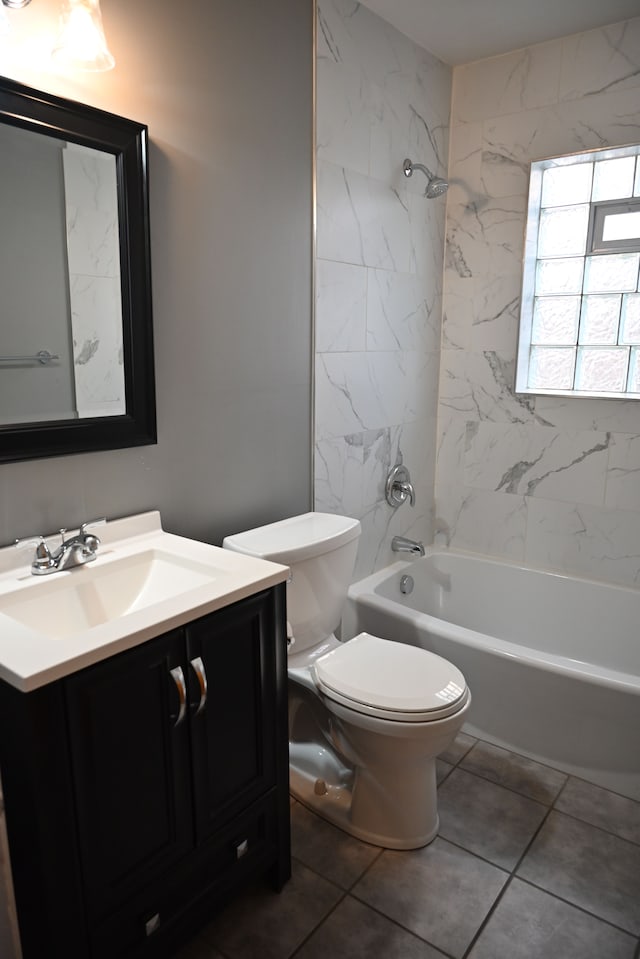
(223, 513, 361, 653)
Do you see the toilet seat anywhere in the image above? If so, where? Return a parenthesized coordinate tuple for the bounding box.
(312, 632, 468, 723)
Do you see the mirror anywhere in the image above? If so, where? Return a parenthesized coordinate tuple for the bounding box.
(0, 77, 156, 462)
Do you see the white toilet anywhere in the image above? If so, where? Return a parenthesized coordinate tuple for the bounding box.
(223, 512, 470, 849)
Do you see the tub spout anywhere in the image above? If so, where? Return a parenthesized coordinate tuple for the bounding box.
(391, 535, 425, 557)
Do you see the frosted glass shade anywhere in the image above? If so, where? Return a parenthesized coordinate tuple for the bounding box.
(52, 0, 115, 72)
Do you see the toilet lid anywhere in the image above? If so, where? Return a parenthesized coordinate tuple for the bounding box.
(313, 632, 468, 722)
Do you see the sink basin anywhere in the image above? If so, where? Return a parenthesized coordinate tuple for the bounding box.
(1, 549, 221, 640)
(0, 510, 289, 691)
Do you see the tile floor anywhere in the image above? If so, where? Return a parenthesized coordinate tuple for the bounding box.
(175, 734, 640, 959)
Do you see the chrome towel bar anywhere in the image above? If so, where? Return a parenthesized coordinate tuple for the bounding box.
(0, 350, 59, 365)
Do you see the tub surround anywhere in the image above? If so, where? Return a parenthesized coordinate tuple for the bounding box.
(437, 15, 640, 589)
(346, 547, 640, 802)
(315, 0, 451, 579)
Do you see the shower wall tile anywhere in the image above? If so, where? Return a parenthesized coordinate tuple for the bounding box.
(525, 498, 640, 588)
(453, 41, 562, 124)
(534, 396, 640, 434)
(317, 161, 411, 271)
(316, 0, 450, 577)
(316, 259, 367, 353)
(470, 274, 521, 354)
(442, 286, 473, 351)
(316, 59, 372, 176)
(463, 423, 610, 507)
(482, 86, 640, 193)
(605, 435, 640, 512)
(439, 349, 538, 425)
(316, 351, 430, 441)
(559, 18, 640, 102)
(315, 433, 366, 518)
(438, 14, 640, 588)
(436, 485, 527, 562)
(408, 191, 446, 281)
(366, 270, 439, 353)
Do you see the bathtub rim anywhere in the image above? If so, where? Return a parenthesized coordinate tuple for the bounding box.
(346, 547, 640, 697)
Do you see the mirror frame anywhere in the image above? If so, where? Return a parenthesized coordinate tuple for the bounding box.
(0, 76, 156, 463)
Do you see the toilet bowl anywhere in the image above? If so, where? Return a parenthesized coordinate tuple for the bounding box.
(223, 512, 470, 849)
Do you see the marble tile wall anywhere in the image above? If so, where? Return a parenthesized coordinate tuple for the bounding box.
(437, 16, 640, 588)
(315, 0, 451, 578)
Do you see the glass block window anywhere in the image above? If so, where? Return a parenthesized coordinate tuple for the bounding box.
(516, 143, 640, 398)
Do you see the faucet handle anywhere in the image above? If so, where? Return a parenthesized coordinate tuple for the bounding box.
(15, 535, 56, 572)
(80, 517, 106, 536)
(79, 517, 106, 552)
(80, 518, 106, 545)
(385, 464, 416, 508)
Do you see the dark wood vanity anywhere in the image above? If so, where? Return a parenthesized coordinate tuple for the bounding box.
(0, 584, 291, 958)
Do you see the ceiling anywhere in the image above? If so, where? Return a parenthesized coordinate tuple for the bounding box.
(357, 0, 640, 65)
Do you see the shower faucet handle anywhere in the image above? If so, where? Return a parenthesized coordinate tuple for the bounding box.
(385, 464, 416, 508)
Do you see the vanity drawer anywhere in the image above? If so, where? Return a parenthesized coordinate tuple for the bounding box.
(90, 791, 280, 959)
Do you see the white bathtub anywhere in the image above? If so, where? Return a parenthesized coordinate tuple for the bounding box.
(344, 548, 640, 801)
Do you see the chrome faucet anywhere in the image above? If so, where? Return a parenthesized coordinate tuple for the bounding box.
(16, 518, 106, 576)
(391, 535, 425, 557)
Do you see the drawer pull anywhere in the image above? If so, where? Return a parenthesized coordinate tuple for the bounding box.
(189, 656, 208, 715)
(169, 666, 187, 727)
(235, 838, 249, 860)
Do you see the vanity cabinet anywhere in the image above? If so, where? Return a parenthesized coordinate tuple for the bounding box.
(0, 584, 290, 959)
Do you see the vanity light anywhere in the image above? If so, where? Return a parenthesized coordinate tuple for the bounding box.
(1, 0, 32, 8)
(52, 0, 115, 72)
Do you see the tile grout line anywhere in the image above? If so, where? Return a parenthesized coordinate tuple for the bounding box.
(287, 885, 350, 959)
(288, 845, 386, 959)
(459, 790, 559, 959)
(453, 737, 640, 848)
(348, 884, 458, 959)
(547, 803, 640, 849)
(448, 762, 561, 810)
(516, 875, 640, 940)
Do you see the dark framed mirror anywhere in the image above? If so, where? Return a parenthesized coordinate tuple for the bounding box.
(0, 76, 156, 463)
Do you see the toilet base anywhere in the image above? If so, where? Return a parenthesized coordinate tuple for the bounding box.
(289, 749, 440, 850)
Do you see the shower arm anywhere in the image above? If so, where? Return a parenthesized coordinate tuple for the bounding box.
(403, 159, 435, 180)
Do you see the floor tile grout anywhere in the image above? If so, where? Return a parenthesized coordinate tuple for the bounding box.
(287, 885, 350, 959)
(176, 732, 640, 959)
(459, 873, 517, 959)
(348, 885, 458, 959)
(448, 762, 561, 808)
(515, 875, 640, 940)
(545, 803, 640, 849)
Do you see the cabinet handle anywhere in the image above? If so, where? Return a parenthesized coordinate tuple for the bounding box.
(189, 656, 208, 715)
(169, 666, 187, 727)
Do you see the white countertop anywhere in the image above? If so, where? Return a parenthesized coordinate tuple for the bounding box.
(0, 511, 288, 693)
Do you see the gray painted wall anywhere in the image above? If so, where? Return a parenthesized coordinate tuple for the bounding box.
(0, 0, 313, 546)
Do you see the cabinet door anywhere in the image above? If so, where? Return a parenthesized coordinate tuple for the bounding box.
(65, 631, 193, 919)
(187, 591, 277, 843)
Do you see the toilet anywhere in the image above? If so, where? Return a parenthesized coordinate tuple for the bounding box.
(223, 512, 470, 849)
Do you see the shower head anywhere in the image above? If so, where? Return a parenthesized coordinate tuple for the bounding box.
(403, 158, 448, 199)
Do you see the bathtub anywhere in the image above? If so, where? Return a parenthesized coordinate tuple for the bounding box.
(344, 548, 640, 801)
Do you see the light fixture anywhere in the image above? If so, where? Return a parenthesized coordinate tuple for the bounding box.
(1, 0, 32, 8)
(52, 0, 115, 72)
